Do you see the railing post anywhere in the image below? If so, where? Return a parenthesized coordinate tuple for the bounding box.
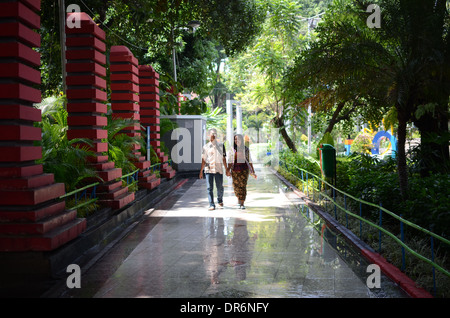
(430, 230, 436, 296)
(318, 177, 321, 204)
(91, 185, 97, 199)
(301, 170, 304, 192)
(306, 172, 309, 196)
(344, 195, 348, 228)
(400, 214, 405, 271)
(333, 187, 337, 219)
(359, 202, 362, 239)
(379, 202, 382, 253)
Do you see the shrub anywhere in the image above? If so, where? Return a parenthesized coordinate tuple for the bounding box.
(351, 132, 373, 154)
(34, 95, 98, 192)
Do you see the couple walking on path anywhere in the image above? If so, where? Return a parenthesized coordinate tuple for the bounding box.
(199, 128, 257, 210)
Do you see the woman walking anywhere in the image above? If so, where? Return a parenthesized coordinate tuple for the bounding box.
(227, 134, 256, 209)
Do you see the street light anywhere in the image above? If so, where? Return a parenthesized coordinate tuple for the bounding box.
(306, 15, 322, 154)
(187, 20, 201, 32)
(59, 0, 67, 96)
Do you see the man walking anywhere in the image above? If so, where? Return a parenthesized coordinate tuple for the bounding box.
(199, 128, 229, 210)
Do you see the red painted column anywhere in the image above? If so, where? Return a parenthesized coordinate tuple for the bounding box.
(0, 0, 86, 251)
(66, 12, 134, 210)
(139, 65, 176, 179)
(109, 46, 160, 190)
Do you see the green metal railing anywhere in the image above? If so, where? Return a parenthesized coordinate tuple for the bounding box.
(59, 182, 100, 211)
(59, 160, 172, 212)
(122, 168, 140, 188)
(278, 160, 450, 295)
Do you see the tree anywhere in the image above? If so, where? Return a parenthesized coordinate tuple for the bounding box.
(284, 0, 450, 199)
(247, 112, 269, 143)
(226, 0, 311, 152)
(39, 0, 265, 98)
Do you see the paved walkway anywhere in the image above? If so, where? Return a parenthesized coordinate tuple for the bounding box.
(55, 164, 407, 298)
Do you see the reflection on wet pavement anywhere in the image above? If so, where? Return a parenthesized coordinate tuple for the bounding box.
(59, 165, 407, 298)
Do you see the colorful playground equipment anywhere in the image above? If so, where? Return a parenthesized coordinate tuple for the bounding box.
(345, 127, 397, 158)
(371, 130, 397, 158)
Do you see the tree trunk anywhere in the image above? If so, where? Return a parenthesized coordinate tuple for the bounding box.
(396, 110, 409, 200)
(324, 101, 345, 134)
(273, 116, 297, 153)
(413, 99, 450, 176)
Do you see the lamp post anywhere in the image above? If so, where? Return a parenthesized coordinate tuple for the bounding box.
(172, 28, 177, 82)
(59, 0, 66, 96)
(306, 14, 322, 154)
(187, 20, 201, 32)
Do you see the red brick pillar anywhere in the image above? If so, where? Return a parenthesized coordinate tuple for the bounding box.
(139, 65, 176, 179)
(0, 0, 86, 251)
(110, 46, 160, 190)
(65, 12, 134, 209)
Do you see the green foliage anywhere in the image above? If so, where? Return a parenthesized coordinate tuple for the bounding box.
(104, 114, 143, 175)
(223, 0, 334, 153)
(202, 0, 266, 56)
(342, 153, 400, 207)
(40, 0, 265, 99)
(403, 174, 450, 237)
(351, 132, 373, 154)
(279, 149, 321, 177)
(280, 149, 450, 240)
(407, 132, 450, 176)
(285, 0, 450, 181)
(34, 95, 98, 192)
(107, 132, 138, 175)
(159, 117, 178, 137)
(336, 153, 450, 238)
(67, 198, 100, 218)
(315, 131, 334, 158)
(246, 112, 269, 143)
(202, 106, 227, 133)
(180, 98, 207, 115)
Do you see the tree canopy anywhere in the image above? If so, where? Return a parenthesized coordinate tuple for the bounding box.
(284, 0, 450, 198)
(39, 0, 265, 97)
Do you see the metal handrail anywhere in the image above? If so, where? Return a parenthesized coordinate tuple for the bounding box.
(59, 159, 174, 211)
(59, 182, 99, 211)
(121, 169, 140, 179)
(278, 160, 450, 281)
(60, 182, 99, 199)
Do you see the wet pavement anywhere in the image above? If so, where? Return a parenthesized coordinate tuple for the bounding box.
(54, 164, 408, 298)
